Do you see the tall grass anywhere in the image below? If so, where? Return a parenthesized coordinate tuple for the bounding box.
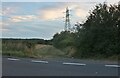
(34, 45, 66, 58)
(2, 40, 66, 58)
(2, 41, 34, 57)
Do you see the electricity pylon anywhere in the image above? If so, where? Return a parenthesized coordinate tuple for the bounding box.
(64, 7, 71, 31)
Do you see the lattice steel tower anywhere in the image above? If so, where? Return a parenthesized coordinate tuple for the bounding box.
(65, 7, 71, 31)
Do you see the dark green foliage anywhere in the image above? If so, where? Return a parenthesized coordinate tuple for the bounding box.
(53, 31, 75, 49)
(74, 3, 120, 58)
(53, 3, 120, 59)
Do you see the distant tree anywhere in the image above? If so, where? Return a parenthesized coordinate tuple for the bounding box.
(53, 31, 75, 49)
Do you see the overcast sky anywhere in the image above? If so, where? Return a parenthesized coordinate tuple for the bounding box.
(1, 0, 119, 40)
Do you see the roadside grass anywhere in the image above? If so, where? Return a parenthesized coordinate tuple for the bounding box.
(74, 54, 119, 62)
(2, 42, 119, 61)
(107, 55, 119, 61)
(0, 39, 2, 55)
(34, 45, 66, 58)
(2, 51, 26, 57)
(2, 44, 67, 59)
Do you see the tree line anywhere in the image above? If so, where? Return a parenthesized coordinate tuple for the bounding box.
(52, 3, 120, 59)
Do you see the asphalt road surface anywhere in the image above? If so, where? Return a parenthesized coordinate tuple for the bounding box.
(2, 56, 120, 76)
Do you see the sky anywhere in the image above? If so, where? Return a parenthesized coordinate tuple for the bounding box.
(1, 0, 119, 40)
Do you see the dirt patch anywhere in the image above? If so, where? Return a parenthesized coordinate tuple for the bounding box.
(35, 44, 48, 49)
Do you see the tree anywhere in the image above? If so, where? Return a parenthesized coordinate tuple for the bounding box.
(74, 3, 120, 58)
(53, 31, 75, 49)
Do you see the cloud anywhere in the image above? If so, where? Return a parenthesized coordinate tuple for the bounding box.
(0, 28, 9, 32)
(0, 21, 9, 27)
(1, 0, 118, 3)
(9, 15, 37, 22)
(0, 9, 2, 16)
(38, 3, 90, 21)
(39, 8, 65, 20)
(0, 13, 2, 16)
(2, 7, 17, 16)
(75, 8, 89, 20)
(37, 3, 78, 21)
(0, 21, 1, 24)
(0, 21, 10, 32)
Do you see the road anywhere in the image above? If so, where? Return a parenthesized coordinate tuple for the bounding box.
(2, 56, 119, 76)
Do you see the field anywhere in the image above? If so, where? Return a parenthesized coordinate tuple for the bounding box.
(2, 39, 67, 59)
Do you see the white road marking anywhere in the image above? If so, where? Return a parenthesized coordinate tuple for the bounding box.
(31, 60, 48, 64)
(105, 65, 120, 68)
(7, 58, 20, 61)
(63, 62, 86, 66)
